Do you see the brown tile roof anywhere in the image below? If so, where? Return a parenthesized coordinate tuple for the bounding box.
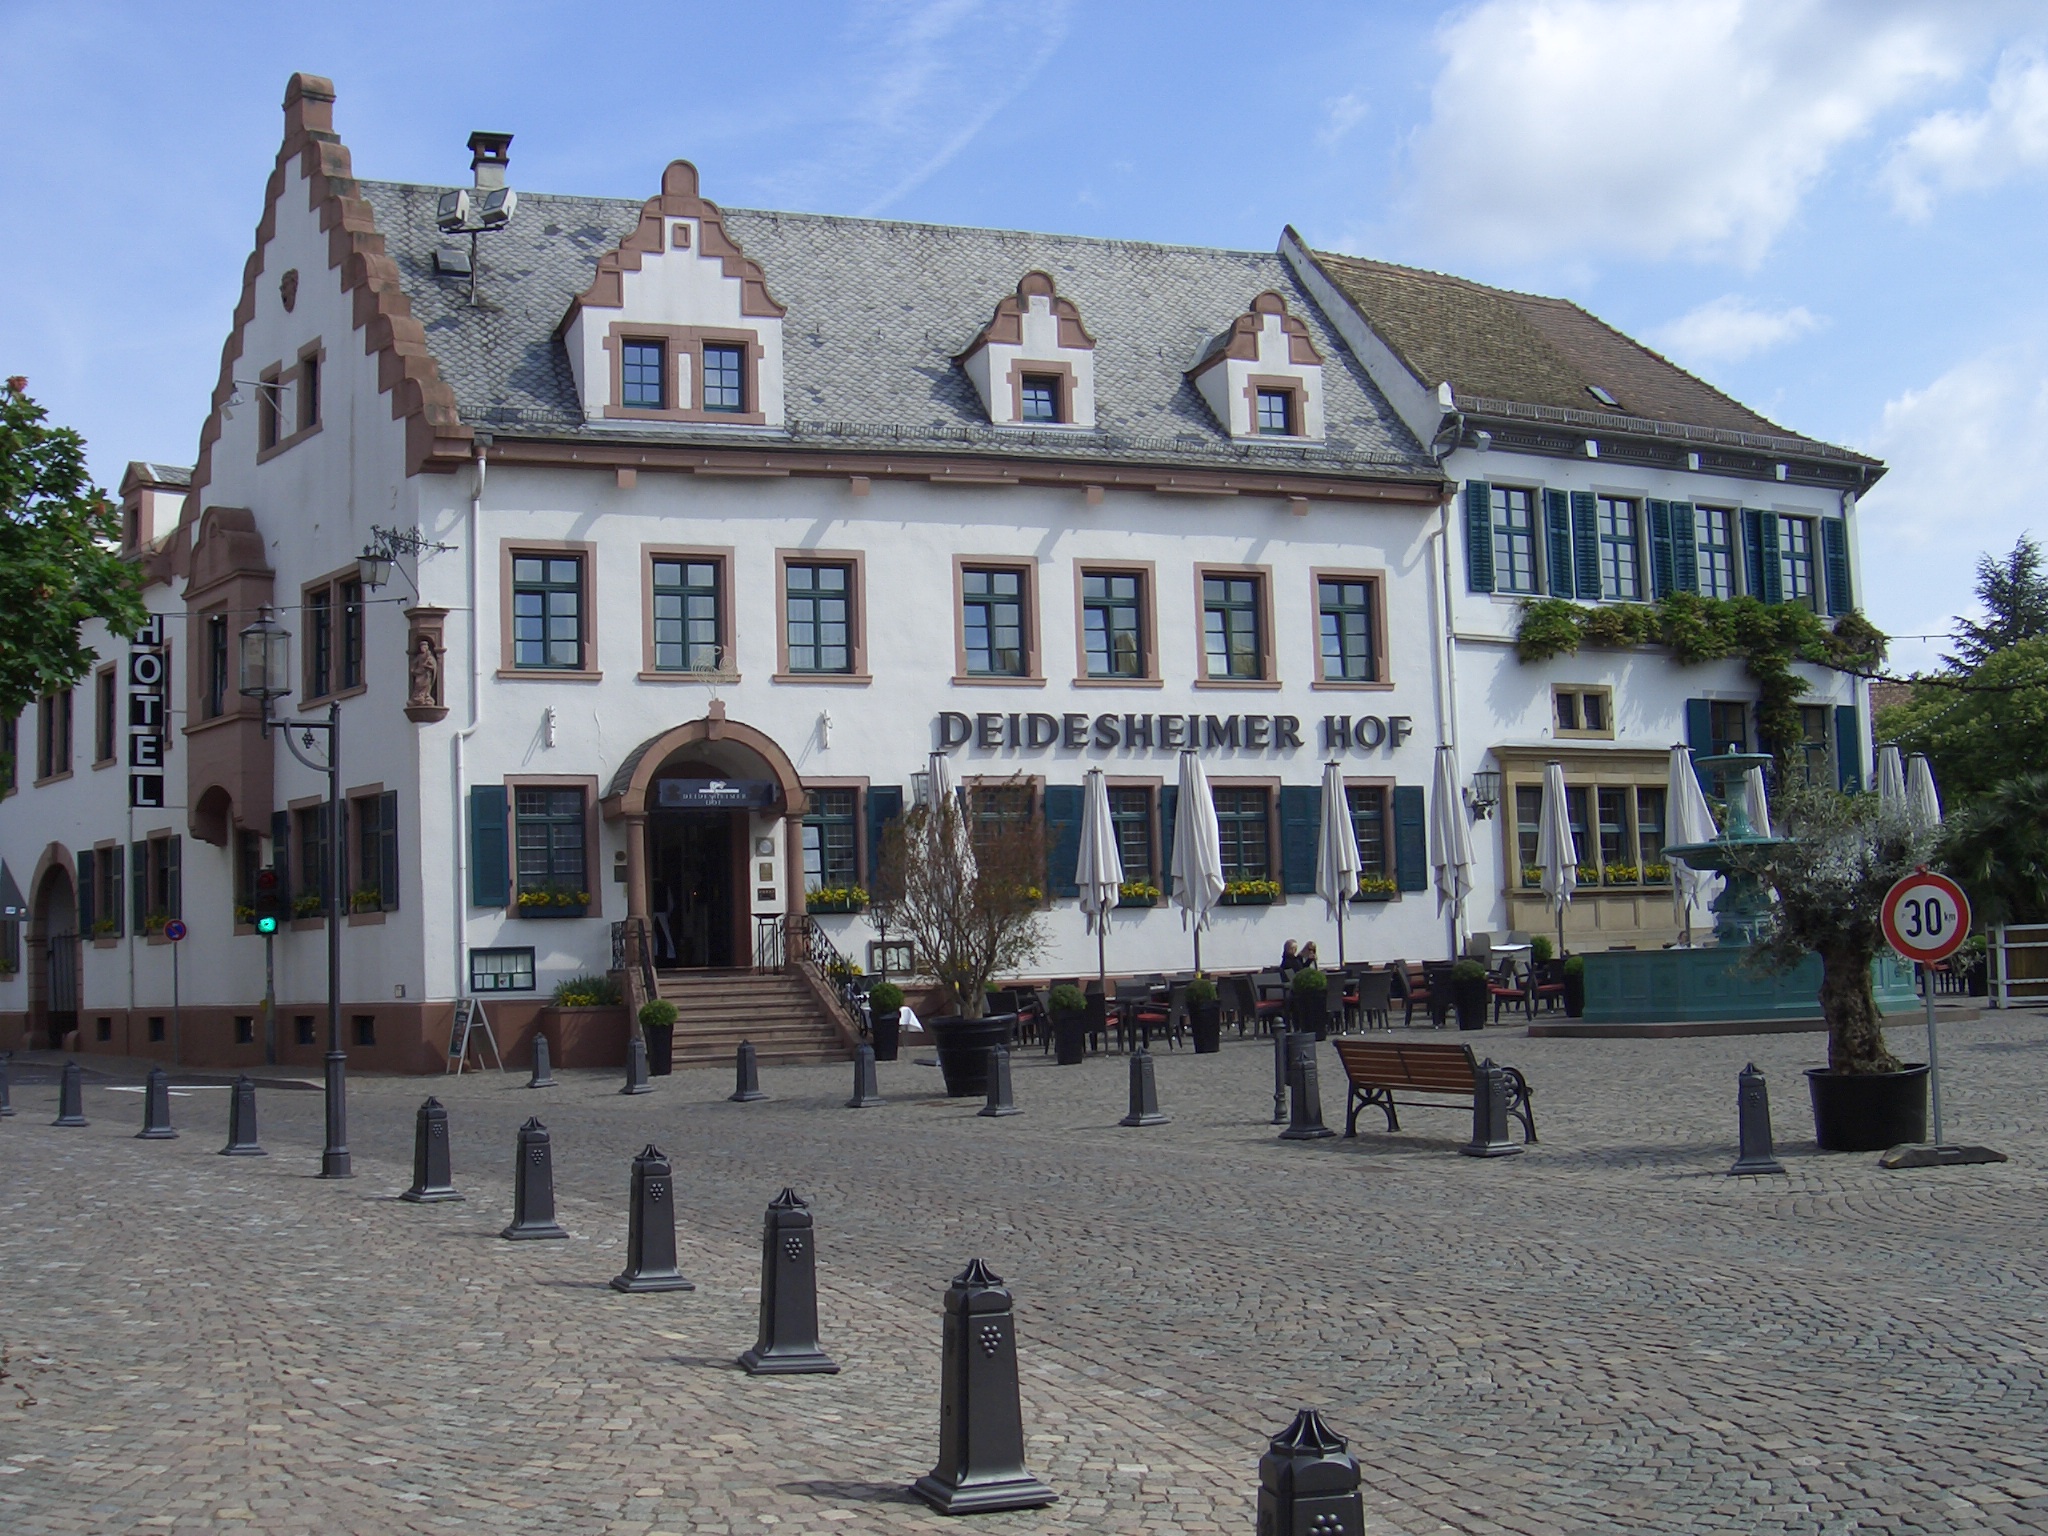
(1306, 248, 1839, 448)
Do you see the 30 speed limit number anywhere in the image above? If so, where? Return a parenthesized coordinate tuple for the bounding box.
(1880, 868, 1971, 965)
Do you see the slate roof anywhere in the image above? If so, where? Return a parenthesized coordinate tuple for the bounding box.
(1305, 249, 1874, 463)
(356, 181, 1434, 479)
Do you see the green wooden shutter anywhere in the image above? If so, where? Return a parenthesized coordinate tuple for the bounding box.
(1463, 480, 1495, 594)
(865, 785, 902, 887)
(1647, 499, 1675, 598)
(1742, 509, 1783, 603)
(1392, 785, 1426, 892)
(1543, 489, 1576, 599)
(166, 836, 181, 920)
(76, 848, 94, 932)
(1821, 517, 1853, 615)
(108, 848, 122, 937)
(1834, 704, 1862, 792)
(1670, 502, 1698, 593)
(1685, 698, 1713, 790)
(271, 810, 290, 911)
(131, 842, 147, 931)
(1158, 785, 1178, 898)
(1570, 491, 1602, 600)
(469, 785, 510, 908)
(1043, 784, 1084, 899)
(379, 791, 400, 912)
(1279, 785, 1321, 895)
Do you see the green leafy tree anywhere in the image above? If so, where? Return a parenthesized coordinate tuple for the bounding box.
(1878, 636, 2048, 805)
(0, 378, 146, 726)
(1946, 535, 2048, 671)
(1939, 772, 2048, 926)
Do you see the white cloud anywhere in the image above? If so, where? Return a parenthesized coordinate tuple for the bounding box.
(1651, 296, 1821, 365)
(1885, 45, 2048, 218)
(1857, 340, 2048, 672)
(1319, 92, 1370, 148)
(1404, 0, 1970, 266)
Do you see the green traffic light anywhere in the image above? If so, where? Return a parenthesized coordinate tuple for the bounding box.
(256, 916, 278, 935)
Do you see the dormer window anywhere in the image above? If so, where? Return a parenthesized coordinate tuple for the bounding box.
(1021, 374, 1061, 424)
(1189, 291, 1326, 442)
(703, 343, 746, 412)
(1256, 388, 1295, 436)
(956, 272, 1097, 429)
(622, 340, 667, 409)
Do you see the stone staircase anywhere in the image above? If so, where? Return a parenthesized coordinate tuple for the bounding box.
(654, 969, 855, 1068)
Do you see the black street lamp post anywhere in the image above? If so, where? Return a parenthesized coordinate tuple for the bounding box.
(239, 605, 351, 1179)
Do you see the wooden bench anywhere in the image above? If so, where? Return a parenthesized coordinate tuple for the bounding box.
(1331, 1038, 1537, 1144)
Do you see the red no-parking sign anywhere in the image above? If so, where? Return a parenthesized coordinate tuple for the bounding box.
(1881, 868, 1970, 965)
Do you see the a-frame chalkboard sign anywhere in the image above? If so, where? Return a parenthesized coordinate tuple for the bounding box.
(447, 997, 505, 1075)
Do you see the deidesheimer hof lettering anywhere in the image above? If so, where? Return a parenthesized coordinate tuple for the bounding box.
(933, 711, 1413, 756)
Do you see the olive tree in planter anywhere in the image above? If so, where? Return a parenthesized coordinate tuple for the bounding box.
(875, 778, 1046, 1095)
(1725, 785, 1939, 1150)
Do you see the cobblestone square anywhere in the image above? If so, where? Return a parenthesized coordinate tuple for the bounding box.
(3, 1007, 2045, 1535)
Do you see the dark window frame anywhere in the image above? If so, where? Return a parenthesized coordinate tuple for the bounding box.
(802, 787, 861, 892)
(1201, 573, 1266, 682)
(1696, 505, 1738, 599)
(1255, 388, 1294, 436)
(651, 556, 725, 673)
(784, 560, 855, 675)
(1020, 373, 1062, 424)
(702, 342, 746, 413)
(512, 554, 586, 671)
(1490, 485, 1538, 595)
(1080, 567, 1148, 681)
(1214, 786, 1272, 882)
(1109, 785, 1154, 882)
(1317, 577, 1378, 683)
(514, 785, 589, 898)
(961, 565, 1029, 678)
(1345, 783, 1389, 881)
(1597, 495, 1642, 601)
(620, 338, 667, 410)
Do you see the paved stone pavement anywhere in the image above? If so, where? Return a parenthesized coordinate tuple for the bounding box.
(3, 1004, 2046, 1535)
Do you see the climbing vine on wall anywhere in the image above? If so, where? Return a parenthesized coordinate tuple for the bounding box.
(1514, 594, 1887, 769)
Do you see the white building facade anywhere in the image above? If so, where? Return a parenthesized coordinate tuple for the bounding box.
(0, 76, 1884, 1068)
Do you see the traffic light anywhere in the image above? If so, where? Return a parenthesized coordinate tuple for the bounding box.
(253, 867, 283, 935)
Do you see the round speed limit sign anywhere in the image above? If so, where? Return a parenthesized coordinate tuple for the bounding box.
(1881, 868, 1970, 965)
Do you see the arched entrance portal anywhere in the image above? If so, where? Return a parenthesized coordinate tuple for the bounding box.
(604, 707, 805, 971)
(28, 851, 80, 1049)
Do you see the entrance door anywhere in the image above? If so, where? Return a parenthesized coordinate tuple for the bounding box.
(650, 812, 738, 969)
(45, 932, 79, 1047)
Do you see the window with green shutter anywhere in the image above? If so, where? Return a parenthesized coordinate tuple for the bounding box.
(1820, 516, 1853, 615)
(1492, 485, 1537, 593)
(1544, 489, 1576, 599)
(1463, 480, 1494, 594)
(1571, 491, 1602, 601)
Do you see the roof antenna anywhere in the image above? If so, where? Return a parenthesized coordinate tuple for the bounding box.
(434, 132, 518, 306)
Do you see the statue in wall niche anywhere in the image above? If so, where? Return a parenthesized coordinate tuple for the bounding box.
(408, 633, 442, 708)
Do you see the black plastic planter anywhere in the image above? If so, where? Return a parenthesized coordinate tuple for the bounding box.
(1806, 1064, 1928, 1152)
(1189, 1002, 1222, 1054)
(643, 1022, 674, 1076)
(870, 1008, 901, 1062)
(930, 1014, 1016, 1097)
(1052, 1012, 1087, 1065)
(1291, 991, 1330, 1041)
(1563, 972, 1586, 1018)
(1452, 976, 1490, 1031)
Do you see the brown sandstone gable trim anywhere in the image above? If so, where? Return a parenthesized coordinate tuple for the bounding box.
(176, 73, 473, 576)
(1192, 291, 1323, 377)
(956, 270, 1097, 360)
(562, 160, 786, 325)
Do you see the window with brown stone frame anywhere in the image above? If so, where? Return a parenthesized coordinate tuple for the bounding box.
(35, 688, 72, 782)
(95, 665, 118, 761)
(1255, 387, 1295, 436)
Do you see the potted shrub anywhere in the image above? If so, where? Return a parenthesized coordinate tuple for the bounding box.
(1353, 875, 1398, 902)
(1530, 934, 1554, 965)
(1562, 954, 1586, 1017)
(1450, 959, 1491, 1030)
(1186, 974, 1222, 1054)
(1048, 982, 1088, 1064)
(540, 972, 627, 1066)
(638, 997, 678, 1076)
(875, 773, 1046, 1096)
(1290, 966, 1330, 1040)
(1117, 880, 1161, 908)
(868, 980, 905, 1061)
(1726, 785, 1941, 1152)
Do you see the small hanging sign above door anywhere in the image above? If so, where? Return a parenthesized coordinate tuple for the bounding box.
(655, 778, 777, 810)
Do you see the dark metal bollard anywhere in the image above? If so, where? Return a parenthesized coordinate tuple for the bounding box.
(729, 1039, 768, 1102)
(738, 1188, 839, 1375)
(1257, 1408, 1364, 1536)
(0, 1051, 14, 1117)
(979, 1044, 1021, 1117)
(1459, 1059, 1523, 1158)
(611, 1144, 695, 1292)
(400, 1096, 464, 1201)
(1279, 1035, 1335, 1141)
(620, 1036, 652, 1096)
(221, 1075, 264, 1156)
(846, 1043, 884, 1108)
(1271, 1031, 1290, 1125)
(1119, 1048, 1168, 1126)
(1731, 1062, 1788, 1175)
(137, 1063, 178, 1140)
(502, 1117, 568, 1240)
(909, 1258, 1058, 1514)
(53, 1059, 87, 1126)
(527, 1033, 557, 1089)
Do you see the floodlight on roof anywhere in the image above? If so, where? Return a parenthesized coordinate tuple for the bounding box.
(477, 187, 517, 228)
(436, 189, 471, 233)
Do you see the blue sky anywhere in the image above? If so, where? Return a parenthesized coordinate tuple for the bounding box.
(4, 0, 2044, 672)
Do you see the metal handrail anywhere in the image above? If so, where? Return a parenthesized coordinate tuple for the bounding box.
(756, 913, 868, 1036)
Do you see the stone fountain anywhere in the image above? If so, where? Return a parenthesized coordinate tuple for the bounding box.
(1560, 751, 1917, 1035)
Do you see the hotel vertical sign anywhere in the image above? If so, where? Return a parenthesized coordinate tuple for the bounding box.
(128, 614, 167, 808)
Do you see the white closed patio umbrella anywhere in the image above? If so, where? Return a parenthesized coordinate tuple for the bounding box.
(1666, 745, 1722, 945)
(1075, 767, 1124, 994)
(1169, 749, 1225, 973)
(1535, 761, 1578, 958)
(927, 750, 975, 882)
(1741, 765, 1772, 838)
(1429, 744, 1474, 961)
(1876, 743, 1907, 813)
(1906, 752, 1943, 833)
(1315, 760, 1362, 968)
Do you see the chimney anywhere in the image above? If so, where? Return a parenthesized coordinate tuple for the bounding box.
(468, 132, 513, 191)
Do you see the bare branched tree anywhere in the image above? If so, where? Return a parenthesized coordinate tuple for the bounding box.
(875, 776, 1046, 1020)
